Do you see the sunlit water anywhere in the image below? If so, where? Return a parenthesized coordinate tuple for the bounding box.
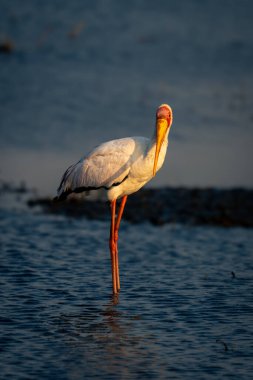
(1, 194, 253, 379)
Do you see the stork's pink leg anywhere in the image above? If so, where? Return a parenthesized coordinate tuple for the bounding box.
(109, 199, 117, 294)
(114, 195, 128, 292)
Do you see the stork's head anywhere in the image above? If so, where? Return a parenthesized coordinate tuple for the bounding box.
(153, 104, 173, 176)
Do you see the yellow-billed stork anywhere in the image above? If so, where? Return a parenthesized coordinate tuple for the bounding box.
(55, 104, 173, 294)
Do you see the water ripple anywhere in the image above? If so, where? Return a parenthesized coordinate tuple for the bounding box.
(1, 204, 253, 379)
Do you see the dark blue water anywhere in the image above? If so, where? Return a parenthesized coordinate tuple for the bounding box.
(1, 193, 253, 379)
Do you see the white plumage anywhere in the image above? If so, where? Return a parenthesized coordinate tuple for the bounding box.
(55, 103, 173, 294)
(57, 135, 168, 202)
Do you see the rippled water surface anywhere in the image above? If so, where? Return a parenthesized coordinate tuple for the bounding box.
(1, 194, 253, 379)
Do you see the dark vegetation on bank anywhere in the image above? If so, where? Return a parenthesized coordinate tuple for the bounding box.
(26, 187, 253, 228)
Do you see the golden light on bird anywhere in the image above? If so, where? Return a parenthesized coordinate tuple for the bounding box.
(56, 103, 173, 294)
(153, 104, 173, 176)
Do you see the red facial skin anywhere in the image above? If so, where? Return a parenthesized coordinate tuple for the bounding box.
(156, 106, 173, 127)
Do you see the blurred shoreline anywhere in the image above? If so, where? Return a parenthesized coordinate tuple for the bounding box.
(1, 180, 252, 227)
(24, 186, 253, 228)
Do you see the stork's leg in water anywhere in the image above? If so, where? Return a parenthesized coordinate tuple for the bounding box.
(109, 199, 117, 294)
(114, 195, 128, 292)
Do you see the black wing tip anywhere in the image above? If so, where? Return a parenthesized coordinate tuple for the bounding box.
(53, 187, 81, 202)
(53, 192, 69, 202)
(53, 175, 129, 203)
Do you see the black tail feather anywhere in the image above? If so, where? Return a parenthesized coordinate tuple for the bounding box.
(53, 191, 70, 202)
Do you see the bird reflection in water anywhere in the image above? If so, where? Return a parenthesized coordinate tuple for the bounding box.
(99, 294, 142, 347)
(57, 295, 142, 353)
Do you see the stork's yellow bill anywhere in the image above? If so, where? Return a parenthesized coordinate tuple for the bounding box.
(153, 104, 173, 176)
(153, 118, 169, 176)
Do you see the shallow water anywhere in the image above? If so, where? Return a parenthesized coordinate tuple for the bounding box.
(1, 194, 253, 379)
